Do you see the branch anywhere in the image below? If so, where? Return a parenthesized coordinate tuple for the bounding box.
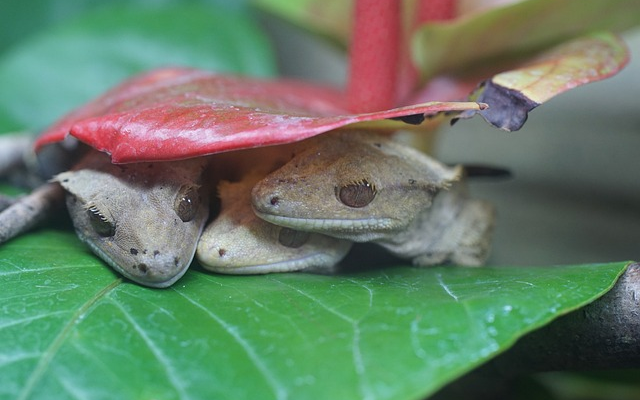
(495, 262, 640, 373)
(432, 262, 640, 399)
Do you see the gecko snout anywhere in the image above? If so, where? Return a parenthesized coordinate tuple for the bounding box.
(121, 247, 191, 288)
(250, 180, 281, 212)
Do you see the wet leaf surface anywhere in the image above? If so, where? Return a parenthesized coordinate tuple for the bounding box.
(0, 228, 628, 400)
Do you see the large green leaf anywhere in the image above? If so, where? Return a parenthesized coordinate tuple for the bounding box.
(0, 3, 276, 132)
(0, 228, 627, 400)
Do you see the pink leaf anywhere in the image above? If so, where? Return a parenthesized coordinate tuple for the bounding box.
(36, 68, 486, 163)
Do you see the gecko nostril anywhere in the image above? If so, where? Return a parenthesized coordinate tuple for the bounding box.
(270, 196, 280, 206)
(136, 263, 149, 274)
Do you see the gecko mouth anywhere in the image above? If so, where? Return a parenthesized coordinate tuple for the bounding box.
(205, 252, 344, 275)
(81, 238, 192, 288)
(252, 208, 397, 236)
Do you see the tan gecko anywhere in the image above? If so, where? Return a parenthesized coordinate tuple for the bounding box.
(251, 130, 495, 266)
(196, 169, 352, 274)
(54, 151, 210, 288)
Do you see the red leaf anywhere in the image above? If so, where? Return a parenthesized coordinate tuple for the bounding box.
(36, 68, 485, 163)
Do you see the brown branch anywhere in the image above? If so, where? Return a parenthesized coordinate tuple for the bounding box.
(432, 262, 640, 399)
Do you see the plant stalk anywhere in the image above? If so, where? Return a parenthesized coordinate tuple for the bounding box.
(346, 0, 401, 112)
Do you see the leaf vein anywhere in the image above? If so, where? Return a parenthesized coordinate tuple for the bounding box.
(270, 278, 374, 399)
(175, 290, 289, 400)
(0, 264, 97, 277)
(17, 278, 122, 400)
(0, 310, 69, 330)
(109, 299, 190, 400)
(436, 273, 459, 302)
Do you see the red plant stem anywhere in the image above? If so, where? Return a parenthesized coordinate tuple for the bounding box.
(346, 0, 458, 110)
(346, 0, 401, 113)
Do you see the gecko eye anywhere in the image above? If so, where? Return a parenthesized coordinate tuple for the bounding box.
(87, 205, 116, 237)
(278, 228, 310, 248)
(337, 179, 376, 208)
(174, 185, 200, 222)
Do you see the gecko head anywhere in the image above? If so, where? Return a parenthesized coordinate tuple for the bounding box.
(251, 131, 461, 242)
(197, 178, 352, 274)
(55, 154, 209, 288)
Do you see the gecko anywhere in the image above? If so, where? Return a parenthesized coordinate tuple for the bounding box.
(196, 169, 352, 274)
(0, 135, 211, 287)
(1, 129, 494, 288)
(53, 151, 210, 288)
(251, 130, 495, 266)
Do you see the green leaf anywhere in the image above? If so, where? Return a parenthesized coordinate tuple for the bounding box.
(252, 0, 352, 44)
(0, 3, 276, 132)
(412, 0, 640, 80)
(0, 228, 628, 400)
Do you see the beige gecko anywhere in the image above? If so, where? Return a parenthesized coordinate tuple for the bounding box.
(54, 151, 210, 288)
(197, 170, 352, 274)
(251, 130, 495, 266)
